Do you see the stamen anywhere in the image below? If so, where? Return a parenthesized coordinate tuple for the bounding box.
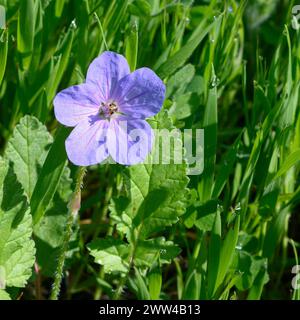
(99, 100, 118, 118)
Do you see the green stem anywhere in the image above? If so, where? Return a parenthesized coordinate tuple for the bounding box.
(50, 167, 86, 300)
(113, 228, 141, 300)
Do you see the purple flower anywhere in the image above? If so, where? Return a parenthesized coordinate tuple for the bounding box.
(54, 51, 165, 166)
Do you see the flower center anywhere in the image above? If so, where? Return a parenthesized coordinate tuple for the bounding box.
(99, 100, 118, 119)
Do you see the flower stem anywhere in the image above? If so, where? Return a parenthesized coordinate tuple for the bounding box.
(50, 166, 86, 300)
(113, 228, 141, 300)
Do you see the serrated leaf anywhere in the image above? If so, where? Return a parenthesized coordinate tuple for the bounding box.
(5, 115, 52, 198)
(0, 157, 35, 288)
(0, 289, 11, 300)
(88, 237, 130, 274)
(110, 111, 189, 240)
(5, 116, 73, 276)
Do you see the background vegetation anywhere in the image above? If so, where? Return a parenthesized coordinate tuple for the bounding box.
(0, 0, 299, 300)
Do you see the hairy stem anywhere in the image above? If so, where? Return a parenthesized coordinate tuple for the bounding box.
(50, 167, 86, 300)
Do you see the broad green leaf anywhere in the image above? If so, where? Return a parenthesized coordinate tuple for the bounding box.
(110, 111, 189, 240)
(233, 251, 268, 292)
(194, 200, 217, 232)
(5, 116, 73, 275)
(135, 237, 181, 267)
(0, 289, 11, 300)
(247, 267, 269, 300)
(5, 115, 52, 198)
(88, 237, 130, 274)
(31, 126, 70, 225)
(94, 112, 187, 276)
(88, 236, 179, 274)
(0, 157, 35, 288)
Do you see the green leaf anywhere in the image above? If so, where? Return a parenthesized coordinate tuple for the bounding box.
(33, 168, 73, 276)
(128, 0, 151, 17)
(103, 0, 128, 44)
(182, 269, 201, 300)
(134, 267, 150, 300)
(0, 157, 35, 288)
(0, 289, 11, 300)
(46, 25, 74, 103)
(135, 237, 181, 267)
(17, 0, 36, 70)
(0, 28, 8, 86)
(31, 126, 71, 225)
(247, 267, 269, 300)
(165, 64, 195, 99)
(212, 133, 242, 198)
(207, 210, 221, 298)
(5, 117, 73, 276)
(88, 236, 180, 274)
(148, 265, 162, 300)
(262, 209, 288, 259)
(125, 20, 138, 72)
(274, 149, 300, 179)
(110, 111, 189, 240)
(5, 115, 52, 198)
(194, 200, 217, 232)
(198, 65, 218, 202)
(216, 215, 240, 290)
(94, 112, 187, 276)
(55, 0, 65, 18)
(156, 15, 221, 79)
(88, 237, 130, 274)
(233, 251, 268, 292)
